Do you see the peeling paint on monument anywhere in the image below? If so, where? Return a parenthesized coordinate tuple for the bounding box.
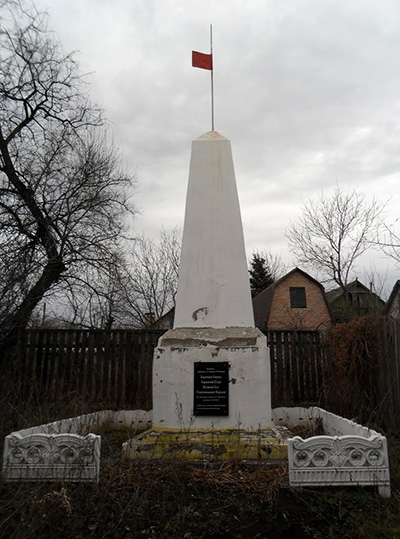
(192, 307, 208, 321)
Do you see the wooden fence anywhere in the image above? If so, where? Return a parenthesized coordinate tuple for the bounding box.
(4, 320, 400, 432)
(266, 330, 326, 408)
(9, 329, 164, 411)
(5, 328, 325, 411)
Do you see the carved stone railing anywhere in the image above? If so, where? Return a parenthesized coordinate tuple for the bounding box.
(288, 434, 390, 498)
(3, 433, 100, 482)
(272, 407, 391, 498)
(2, 409, 152, 482)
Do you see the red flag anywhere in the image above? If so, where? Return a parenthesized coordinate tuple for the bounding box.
(192, 50, 213, 70)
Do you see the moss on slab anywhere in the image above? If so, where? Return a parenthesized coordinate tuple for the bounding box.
(124, 427, 289, 462)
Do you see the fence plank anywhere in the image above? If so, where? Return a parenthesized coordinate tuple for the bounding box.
(274, 332, 284, 406)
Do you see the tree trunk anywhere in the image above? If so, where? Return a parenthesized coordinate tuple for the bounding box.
(0, 256, 65, 358)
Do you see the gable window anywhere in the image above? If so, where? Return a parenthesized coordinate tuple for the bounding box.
(290, 287, 307, 308)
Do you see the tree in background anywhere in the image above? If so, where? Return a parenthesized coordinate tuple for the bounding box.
(123, 228, 181, 327)
(285, 187, 384, 291)
(249, 250, 283, 297)
(35, 228, 181, 329)
(44, 251, 130, 330)
(0, 2, 135, 354)
(377, 219, 400, 269)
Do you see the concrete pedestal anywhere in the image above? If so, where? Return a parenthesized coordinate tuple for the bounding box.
(152, 327, 272, 430)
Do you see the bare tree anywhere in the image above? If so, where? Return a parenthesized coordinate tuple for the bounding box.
(43, 252, 130, 330)
(285, 187, 384, 291)
(0, 2, 135, 354)
(377, 219, 400, 268)
(361, 262, 389, 301)
(36, 229, 181, 329)
(122, 228, 181, 327)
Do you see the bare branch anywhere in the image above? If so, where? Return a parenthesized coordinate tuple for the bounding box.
(285, 186, 385, 290)
(376, 218, 400, 267)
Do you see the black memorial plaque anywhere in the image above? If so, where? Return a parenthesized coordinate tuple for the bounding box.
(194, 362, 229, 416)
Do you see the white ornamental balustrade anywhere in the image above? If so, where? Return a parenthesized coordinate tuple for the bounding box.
(289, 434, 390, 497)
(3, 432, 100, 482)
(2, 410, 152, 482)
(276, 407, 391, 498)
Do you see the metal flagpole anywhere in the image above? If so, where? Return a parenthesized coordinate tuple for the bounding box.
(210, 23, 214, 131)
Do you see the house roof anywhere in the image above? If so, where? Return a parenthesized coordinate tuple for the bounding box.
(326, 279, 385, 307)
(385, 280, 400, 314)
(252, 282, 276, 329)
(252, 267, 329, 329)
(148, 307, 175, 329)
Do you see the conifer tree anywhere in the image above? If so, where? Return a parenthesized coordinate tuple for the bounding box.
(249, 253, 275, 297)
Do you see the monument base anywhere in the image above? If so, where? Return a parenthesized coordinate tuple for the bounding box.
(152, 327, 272, 430)
(123, 426, 290, 462)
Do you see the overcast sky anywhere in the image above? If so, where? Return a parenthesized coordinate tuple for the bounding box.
(32, 0, 400, 296)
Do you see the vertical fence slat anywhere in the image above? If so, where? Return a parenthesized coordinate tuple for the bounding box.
(47, 331, 58, 397)
(302, 333, 311, 404)
(309, 332, 317, 403)
(86, 332, 95, 402)
(119, 331, 126, 408)
(268, 332, 277, 407)
(315, 331, 325, 406)
(60, 331, 67, 392)
(65, 330, 74, 395)
(286, 332, 294, 404)
(71, 330, 80, 393)
(26, 330, 38, 401)
(274, 332, 284, 407)
(308, 332, 314, 403)
(81, 331, 89, 397)
(125, 332, 134, 408)
(291, 332, 300, 404)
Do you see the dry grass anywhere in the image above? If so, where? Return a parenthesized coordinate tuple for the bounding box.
(1, 425, 400, 538)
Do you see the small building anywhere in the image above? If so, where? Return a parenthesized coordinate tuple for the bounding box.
(385, 280, 400, 319)
(149, 308, 174, 330)
(326, 279, 385, 323)
(252, 267, 332, 331)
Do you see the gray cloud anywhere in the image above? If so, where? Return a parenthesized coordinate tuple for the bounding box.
(34, 0, 400, 293)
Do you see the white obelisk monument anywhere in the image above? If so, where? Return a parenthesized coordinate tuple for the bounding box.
(152, 131, 272, 430)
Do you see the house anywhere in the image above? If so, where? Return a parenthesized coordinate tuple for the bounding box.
(148, 308, 174, 330)
(252, 267, 332, 331)
(326, 279, 386, 323)
(385, 280, 400, 319)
